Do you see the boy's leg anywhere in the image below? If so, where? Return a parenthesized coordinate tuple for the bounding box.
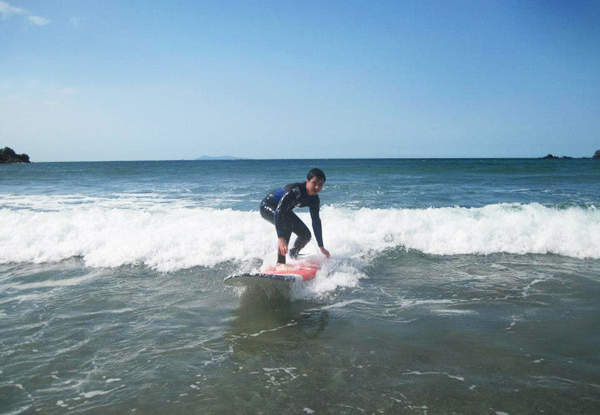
(259, 204, 311, 263)
(260, 202, 291, 264)
(289, 213, 312, 258)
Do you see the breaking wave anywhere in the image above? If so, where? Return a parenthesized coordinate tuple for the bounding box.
(1, 200, 598, 272)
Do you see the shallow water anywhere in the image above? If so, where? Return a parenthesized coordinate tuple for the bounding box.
(1, 251, 599, 414)
(1, 159, 599, 414)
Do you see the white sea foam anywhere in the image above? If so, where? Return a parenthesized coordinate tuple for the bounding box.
(0, 203, 598, 271)
(322, 203, 600, 259)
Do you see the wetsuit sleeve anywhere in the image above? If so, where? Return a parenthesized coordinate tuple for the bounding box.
(273, 186, 297, 238)
(309, 198, 324, 247)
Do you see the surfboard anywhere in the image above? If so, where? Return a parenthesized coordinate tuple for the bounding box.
(224, 262, 320, 287)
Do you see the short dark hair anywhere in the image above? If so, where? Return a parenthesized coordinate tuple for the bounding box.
(307, 168, 326, 183)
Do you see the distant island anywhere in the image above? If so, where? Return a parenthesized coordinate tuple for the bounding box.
(543, 150, 600, 160)
(194, 155, 244, 161)
(1, 147, 31, 163)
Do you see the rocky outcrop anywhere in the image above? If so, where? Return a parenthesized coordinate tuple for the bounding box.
(542, 151, 600, 159)
(0, 147, 31, 163)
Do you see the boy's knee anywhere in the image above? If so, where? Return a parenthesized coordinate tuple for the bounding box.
(299, 234, 311, 244)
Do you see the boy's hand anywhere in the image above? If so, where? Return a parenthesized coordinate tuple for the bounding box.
(320, 247, 331, 258)
(278, 237, 288, 255)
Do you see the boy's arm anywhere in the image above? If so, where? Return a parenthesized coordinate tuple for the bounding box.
(312, 208, 330, 258)
(309, 200, 328, 254)
(309, 199, 330, 258)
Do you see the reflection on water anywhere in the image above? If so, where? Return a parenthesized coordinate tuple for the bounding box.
(227, 284, 330, 356)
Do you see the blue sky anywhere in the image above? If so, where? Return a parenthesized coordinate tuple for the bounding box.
(1, 0, 599, 161)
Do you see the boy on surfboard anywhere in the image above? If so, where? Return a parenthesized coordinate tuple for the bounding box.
(260, 168, 331, 266)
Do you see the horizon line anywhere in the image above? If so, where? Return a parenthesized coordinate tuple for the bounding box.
(11, 155, 599, 163)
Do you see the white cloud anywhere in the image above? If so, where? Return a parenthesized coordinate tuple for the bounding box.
(0, 0, 26, 17)
(0, 1, 49, 25)
(70, 17, 83, 26)
(28, 15, 49, 26)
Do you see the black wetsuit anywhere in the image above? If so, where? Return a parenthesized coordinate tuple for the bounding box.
(260, 182, 324, 264)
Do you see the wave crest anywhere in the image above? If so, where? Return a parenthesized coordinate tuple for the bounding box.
(1, 203, 598, 271)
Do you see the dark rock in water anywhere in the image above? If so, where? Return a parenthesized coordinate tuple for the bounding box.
(543, 151, 599, 160)
(1, 147, 31, 163)
(541, 154, 576, 159)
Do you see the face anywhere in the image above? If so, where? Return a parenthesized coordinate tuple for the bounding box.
(306, 177, 325, 196)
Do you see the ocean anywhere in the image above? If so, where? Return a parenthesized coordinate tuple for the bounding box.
(1, 158, 599, 415)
